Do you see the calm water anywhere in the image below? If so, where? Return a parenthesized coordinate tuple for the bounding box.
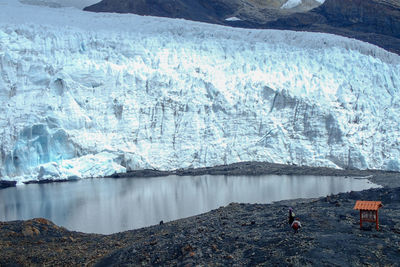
(0, 175, 379, 234)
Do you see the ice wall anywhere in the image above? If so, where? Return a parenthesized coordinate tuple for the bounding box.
(0, 0, 399, 182)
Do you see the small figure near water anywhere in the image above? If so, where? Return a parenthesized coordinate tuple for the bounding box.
(288, 207, 295, 225)
(291, 218, 302, 234)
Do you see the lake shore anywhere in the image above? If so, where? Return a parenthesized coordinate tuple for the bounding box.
(0, 162, 399, 266)
(111, 161, 400, 188)
(2, 161, 399, 189)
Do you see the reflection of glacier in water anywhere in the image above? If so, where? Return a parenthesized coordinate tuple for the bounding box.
(0, 175, 380, 234)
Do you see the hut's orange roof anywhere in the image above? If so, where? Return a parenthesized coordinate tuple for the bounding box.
(353, 201, 382, 211)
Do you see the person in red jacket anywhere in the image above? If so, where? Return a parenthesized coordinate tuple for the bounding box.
(291, 218, 302, 233)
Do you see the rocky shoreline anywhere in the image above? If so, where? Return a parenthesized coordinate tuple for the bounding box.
(97, 187, 400, 266)
(0, 163, 399, 266)
(111, 161, 400, 188)
(4, 161, 400, 189)
(0, 180, 16, 189)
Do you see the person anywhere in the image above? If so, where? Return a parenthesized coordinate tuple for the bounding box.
(288, 207, 295, 225)
(291, 218, 302, 233)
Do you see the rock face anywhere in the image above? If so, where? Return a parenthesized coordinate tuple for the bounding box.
(84, 0, 235, 24)
(84, 0, 400, 54)
(85, 0, 232, 24)
(267, 0, 400, 54)
(83, 0, 323, 24)
(315, 0, 400, 38)
(318, 0, 400, 54)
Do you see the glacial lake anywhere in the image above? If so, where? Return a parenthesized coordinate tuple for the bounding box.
(0, 175, 380, 234)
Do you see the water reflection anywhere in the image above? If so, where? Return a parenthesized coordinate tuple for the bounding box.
(0, 175, 379, 234)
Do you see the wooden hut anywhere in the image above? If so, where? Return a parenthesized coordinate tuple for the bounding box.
(354, 200, 383, 230)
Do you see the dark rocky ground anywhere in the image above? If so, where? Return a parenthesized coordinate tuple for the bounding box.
(1, 162, 400, 266)
(97, 187, 400, 266)
(0, 181, 16, 189)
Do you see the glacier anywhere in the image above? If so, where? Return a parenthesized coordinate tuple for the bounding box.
(0, 0, 399, 183)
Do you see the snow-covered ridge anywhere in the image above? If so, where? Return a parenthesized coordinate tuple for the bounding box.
(281, 0, 326, 9)
(19, 0, 100, 9)
(1, 0, 399, 183)
(281, 0, 303, 9)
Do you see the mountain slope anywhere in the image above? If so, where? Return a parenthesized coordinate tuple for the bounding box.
(84, 0, 400, 55)
(1, 0, 400, 183)
(85, 0, 230, 24)
(83, 0, 324, 24)
(265, 0, 400, 54)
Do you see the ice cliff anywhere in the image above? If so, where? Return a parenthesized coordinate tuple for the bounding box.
(0, 0, 399, 183)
